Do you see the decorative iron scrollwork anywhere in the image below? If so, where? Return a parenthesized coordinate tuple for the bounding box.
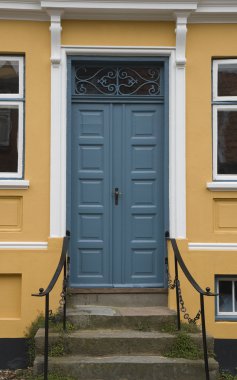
(74, 65, 161, 96)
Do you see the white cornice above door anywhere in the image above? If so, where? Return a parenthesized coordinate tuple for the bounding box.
(0, 1, 237, 22)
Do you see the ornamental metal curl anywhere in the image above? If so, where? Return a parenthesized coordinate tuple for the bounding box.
(74, 65, 161, 96)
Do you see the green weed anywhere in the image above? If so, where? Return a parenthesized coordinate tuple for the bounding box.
(219, 371, 237, 380)
(24, 314, 45, 366)
(161, 321, 200, 334)
(48, 341, 65, 357)
(164, 332, 203, 360)
(135, 320, 151, 331)
(16, 368, 76, 380)
(24, 312, 75, 365)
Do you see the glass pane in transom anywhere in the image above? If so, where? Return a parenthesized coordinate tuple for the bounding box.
(74, 64, 161, 96)
(218, 64, 237, 97)
(0, 106, 18, 172)
(218, 110, 237, 174)
(219, 281, 233, 312)
(0, 60, 19, 94)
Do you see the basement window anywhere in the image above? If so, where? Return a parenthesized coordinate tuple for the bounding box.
(0, 56, 24, 178)
(216, 277, 237, 320)
(212, 59, 237, 181)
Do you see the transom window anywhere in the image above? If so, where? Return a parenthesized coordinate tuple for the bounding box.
(73, 64, 161, 97)
(0, 56, 24, 178)
(216, 277, 237, 319)
(213, 59, 237, 180)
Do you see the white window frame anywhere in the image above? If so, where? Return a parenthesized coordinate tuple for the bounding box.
(212, 59, 237, 181)
(213, 104, 237, 181)
(216, 277, 237, 317)
(0, 56, 24, 179)
(213, 59, 237, 102)
(0, 56, 24, 99)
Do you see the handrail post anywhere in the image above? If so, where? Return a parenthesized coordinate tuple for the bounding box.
(63, 259, 67, 332)
(44, 293, 49, 380)
(174, 255, 181, 330)
(200, 293, 210, 380)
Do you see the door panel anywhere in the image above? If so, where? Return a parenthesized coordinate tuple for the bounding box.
(123, 105, 164, 286)
(70, 102, 164, 287)
(70, 104, 111, 286)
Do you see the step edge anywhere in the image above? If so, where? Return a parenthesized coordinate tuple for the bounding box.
(68, 288, 168, 294)
(34, 354, 219, 366)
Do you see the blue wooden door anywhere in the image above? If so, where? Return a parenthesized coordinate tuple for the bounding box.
(70, 102, 165, 287)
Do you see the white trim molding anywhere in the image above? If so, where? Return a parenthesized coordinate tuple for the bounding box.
(207, 182, 237, 191)
(49, 11, 64, 237)
(0, 180, 29, 189)
(58, 45, 185, 239)
(48, 11, 63, 65)
(0, 1, 237, 22)
(175, 14, 189, 66)
(0, 241, 48, 250)
(173, 13, 188, 238)
(189, 242, 237, 251)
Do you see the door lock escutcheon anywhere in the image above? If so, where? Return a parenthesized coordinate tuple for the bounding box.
(113, 187, 123, 205)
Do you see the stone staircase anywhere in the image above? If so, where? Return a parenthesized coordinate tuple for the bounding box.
(33, 291, 219, 380)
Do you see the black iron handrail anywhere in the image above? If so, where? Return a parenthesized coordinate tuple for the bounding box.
(32, 231, 70, 380)
(165, 232, 217, 380)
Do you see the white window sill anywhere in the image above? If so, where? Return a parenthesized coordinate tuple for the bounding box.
(207, 182, 237, 191)
(0, 180, 29, 189)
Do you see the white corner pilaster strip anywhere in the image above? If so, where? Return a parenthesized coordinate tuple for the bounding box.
(48, 11, 64, 237)
(172, 13, 188, 239)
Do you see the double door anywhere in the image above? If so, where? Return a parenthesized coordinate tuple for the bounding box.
(69, 102, 165, 287)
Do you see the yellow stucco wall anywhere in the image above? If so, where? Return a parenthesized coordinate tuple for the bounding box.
(61, 20, 176, 46)
(0, 21, 63, 338)
(168, 24, 237, 339)
(187, 23, 237, 243)
(0, 20, 176, 339)
(1, 19, 237, 341)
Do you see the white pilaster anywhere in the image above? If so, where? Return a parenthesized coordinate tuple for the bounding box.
(173, 13, 188, 238)
(48, 11, 64, 237)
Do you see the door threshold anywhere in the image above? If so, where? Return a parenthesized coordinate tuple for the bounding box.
(68, 288, 168, 294)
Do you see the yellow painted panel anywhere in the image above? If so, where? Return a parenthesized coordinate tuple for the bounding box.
(0, 274, 21, 318)
(0, 21, 50, 241)
(62, 20, 175, 46)
(186, 24, 237, 242)
(167, 239, 237, 339)
(214, 199, 237, 231)
(0, 196, 22, 231)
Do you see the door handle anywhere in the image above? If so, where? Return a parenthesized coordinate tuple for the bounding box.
(113, 187, 123, 206)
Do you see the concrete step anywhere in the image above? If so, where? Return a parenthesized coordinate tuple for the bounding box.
(67, 305, 176, 330)
(34, 355, 219, 380)
(68, 288, 168, 307)
(35, 328, 214, 356)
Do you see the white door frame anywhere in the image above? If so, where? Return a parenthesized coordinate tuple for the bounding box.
(51, 45, 184, 239)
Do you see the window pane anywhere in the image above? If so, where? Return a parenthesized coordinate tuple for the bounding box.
(219, 281, 233, 312)
(0, 107, 18, 172)
(0, 60, 19, 94)
(218, 110, 237, 174)
(218, 64, 237, 97)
